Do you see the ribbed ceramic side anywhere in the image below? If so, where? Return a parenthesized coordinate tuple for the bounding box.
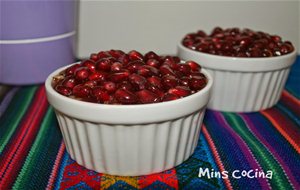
(205, 67, 291, 112)
(55, 109, 205, 176)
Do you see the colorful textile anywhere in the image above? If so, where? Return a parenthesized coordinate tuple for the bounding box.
(0, 57, 299, 190)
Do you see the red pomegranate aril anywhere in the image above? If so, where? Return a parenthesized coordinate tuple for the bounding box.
(56, 85, 72, 96)
(137, 65, 159, 77)
(186, 60, 201, 71)
(128, 50, 144, 61)
(178, 64, 191, 75)
(84, 80, 98, 88)
(168, 86, 191, 97)
(189, 77, 207, 91)
(97, 58, 113, 71)
(117, 81, 135, 92)
(88, 71, 107, 81)
(111, 62, 123, 72)
(144, 51, 160, 61)
(114, 89, 138, 104)
(146, 85, 164, 98)
(62, 76, 77, 89)
(162, 56, 179, 70)
(102, 81, 116, 94)
(73, 84, 91, 98)
(109, 71, 130, 83)
(180, 76, 190, 87)
(136, 89, 160, 104)
(109, 49, 125, 59)
(159, 65, 176, 76)
(129, 73, 147, 90)
(92, 87, 111, 103)
(65, 64, 80, 76)
(162, 93, 180, 102)
(126, 60, 143, 73)
(97, 51, 111, 59)
(81, 60, 96, 73)
(162, 75, 178, 90)
(75, 67, 90, 80)
(147, 76, 163, 89)
(90, 53, 99, 62)
(118, 54, 130, 66)
(146, 59, 161, 68)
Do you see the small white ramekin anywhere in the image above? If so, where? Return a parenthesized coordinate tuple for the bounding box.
(178, 43, 297, 112)
(45, 64, 213, 176)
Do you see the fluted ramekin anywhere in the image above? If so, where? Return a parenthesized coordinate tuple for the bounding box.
(45, 64, 213, 176)
(178, 43, 297, 112)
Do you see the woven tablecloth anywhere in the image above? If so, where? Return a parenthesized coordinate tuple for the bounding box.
(0, 57, 299, 190)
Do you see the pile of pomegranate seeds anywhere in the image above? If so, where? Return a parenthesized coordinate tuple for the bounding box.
(182, 27, 294, 57)
(52, 50, 207, 105)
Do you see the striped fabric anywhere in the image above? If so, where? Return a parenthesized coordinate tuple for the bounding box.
(0, 57, 299, 190)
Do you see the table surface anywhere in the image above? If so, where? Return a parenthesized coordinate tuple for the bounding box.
(0, 57, 299, 190)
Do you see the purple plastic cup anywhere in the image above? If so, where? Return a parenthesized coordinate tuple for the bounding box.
(0, 1, 76, 84)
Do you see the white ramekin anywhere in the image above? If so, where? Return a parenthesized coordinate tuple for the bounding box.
(45, 64, 213, 176)
(178, 43, 297, 112)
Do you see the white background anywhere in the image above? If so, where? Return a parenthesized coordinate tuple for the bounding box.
(77, 1, 300, 58)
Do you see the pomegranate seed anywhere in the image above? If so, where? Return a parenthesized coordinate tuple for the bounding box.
(168, 86, 191, 97)
(55, 85, 72, 96)
(178, 64, 191, 75)
(146, 59, 161, 68)
(117, 81, 135, 92)
(62, 76, 77, 89)
(162, 56, 179, 70)
(65, 64, 80, 76)
(162, 93, 180, 102)
(111, 62, 123, 72)
(128, 50, 144, 61)
(84, 80, 98, 88)
(180, 76, 190, 87)
(137, 65, 159, 77)
(109, 71, 130, 82)
(75, 67, 90, 80)
(147, 76, 163, 89)
(97, 58, 113, 71)
(118, 54, 130, 66)
(189, 77, 207, 91)
(73, 84, 91, 98)
(159, 65, 176, 76)
(90, 53, 99, 62)
(126, 60, 143, 73)
(144, 51, 160, 60)
(81, 60, 96, 72)
(109, 49, 125, 59)
(88, 71, 107, 81)
(186, 60, 201, 71)
(92, 87, 111, 103)
(146, 85, 164, 98)
(101, 81, 116, 94)
(129, 73, 147, 90)
(97, 51, 111, 59)
(114, 89, 138, 104)
(162, 75, 178, 89)
(136, 89, 160, 104)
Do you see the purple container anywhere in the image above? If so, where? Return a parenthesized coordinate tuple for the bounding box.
(0, 1, 76, 84)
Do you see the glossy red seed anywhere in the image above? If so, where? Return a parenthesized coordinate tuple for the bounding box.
(178, 64, 191, 75)
(109, 70, 130, 82)
(162, 75, 178, 89)
(88, 71, 107, 81)
(92, 87, 111, 102)
(65, 64, 80, 76)
(111, 62, 123, 72)
(90, 53, 99, 62)
(146, 85, 165, 98)
(146, 59, 161, 68)
(168, 86, 191, 97)
(114, 89, 138, 104)
(97, 51, 111, 59)
(147, 76, 163, 89)
(144, 51, 160, 61)
(137, 65, 159, 77)
(81, 60, 96, 72)
(189, 77, 207, 91)
(128, 50, 144, 61)
(162, 93, 180, 102)
(186, 61, 201, 71)
(128, 73, 147, 90)
(159, 65, 176, 76)
(162, 56, 179, 70)
(73, 84, 91, 98)
(55, 85, 72, 96)
(75, 67, 90, 80)
(126, 60, 143, 73)
(136, 89, 160, 104)
(118, 54, 130, 66)
(117, 81, 135, 92)
(102, 81, 116, 94)
(62, 76, 77, 89)
(84, 80, 98, 88)
(109, 49, 125, 59)
(97, 58, 115, 71)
